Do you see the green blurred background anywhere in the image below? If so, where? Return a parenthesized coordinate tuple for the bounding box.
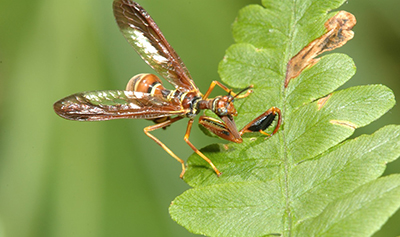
(0, 0, 399, 236)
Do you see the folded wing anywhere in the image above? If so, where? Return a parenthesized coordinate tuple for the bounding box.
(53, 90, 185, 121)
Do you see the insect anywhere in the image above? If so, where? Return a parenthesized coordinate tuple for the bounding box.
(53, 0, 282, 178)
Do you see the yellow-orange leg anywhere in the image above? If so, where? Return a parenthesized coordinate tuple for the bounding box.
(143, 117, 187, 178)
(202, 81, 253, 100)
(239, 107, 282, 137)
(184, 119, 222, 176)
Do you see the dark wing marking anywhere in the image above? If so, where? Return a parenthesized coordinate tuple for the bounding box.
(113, 0, 198, 92)
(53, 90, 186, 121)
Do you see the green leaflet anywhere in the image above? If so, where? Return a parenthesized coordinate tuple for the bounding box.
(294, 174, 400, 237)
(169, 1, 400, 236)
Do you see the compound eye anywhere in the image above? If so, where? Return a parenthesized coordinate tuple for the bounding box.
(217, 107, 228, 115)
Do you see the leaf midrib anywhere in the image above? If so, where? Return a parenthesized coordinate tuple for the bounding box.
(281, 0, 302, 236)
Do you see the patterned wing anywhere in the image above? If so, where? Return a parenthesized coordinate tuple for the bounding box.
(53, 90, 185, 121)
(113, 0, 198, 92)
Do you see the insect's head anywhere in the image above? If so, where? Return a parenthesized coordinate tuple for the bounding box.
(214, 95, 237, 117)
(212, 86, 253, 117)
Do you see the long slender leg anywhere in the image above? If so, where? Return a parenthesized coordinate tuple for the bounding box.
(202, 81, 253, 100)
(239, 107, 282, 137)
(143, 117, 187, 178)
(184, 119, 222, 176)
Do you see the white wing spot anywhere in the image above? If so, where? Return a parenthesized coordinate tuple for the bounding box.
(129, 28, 169, 64)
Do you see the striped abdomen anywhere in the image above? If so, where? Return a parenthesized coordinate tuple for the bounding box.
(126, 73, 167, 96)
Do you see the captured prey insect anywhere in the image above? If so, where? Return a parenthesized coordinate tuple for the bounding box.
(53, 0, 282, 178)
